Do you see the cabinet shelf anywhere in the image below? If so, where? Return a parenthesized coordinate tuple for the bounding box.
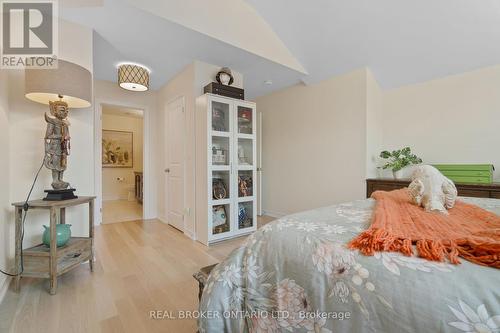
(23, 237, 92, 278)
(211, 131, 230, 137)
(238, 196, 255, 203)
(237, 133, 254, 140)
(212, 165, 230, 171)
(23, 237, 91, 257)
(238, 165, 253, 170)
(211, 199, 231, 206)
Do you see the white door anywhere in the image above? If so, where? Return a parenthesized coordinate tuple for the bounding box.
(165, 97, 185, 232)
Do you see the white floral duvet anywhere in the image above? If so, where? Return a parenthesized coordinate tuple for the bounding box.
(198, 197, 500, 333)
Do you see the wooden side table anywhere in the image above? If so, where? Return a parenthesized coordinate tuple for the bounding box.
(11, 196, 96, 295)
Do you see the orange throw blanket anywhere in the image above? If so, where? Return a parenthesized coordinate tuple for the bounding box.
(348, 189, 500, 268)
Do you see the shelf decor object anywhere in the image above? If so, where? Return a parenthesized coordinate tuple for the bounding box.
(117, 63, 150, 91)
(25, 60, 92, 201)
(12, 196, 96, 295)
(195, 94, 257, 245)
(379, 147, 422, 179)
(432, 164, 494, 184)
(204, 82, 244, 100)
(212, 178, 228, 200)
(42, 224, 71, 247)
(216, 67, 234, 86)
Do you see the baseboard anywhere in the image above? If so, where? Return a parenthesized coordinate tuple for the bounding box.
(184, 229, 196, 240)
(157, 217, 196, 240)
(262, 210, 287, 219)
(0, 272, 11, 304)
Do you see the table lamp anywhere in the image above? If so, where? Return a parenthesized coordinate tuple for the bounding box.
(24, 60, 92, 200)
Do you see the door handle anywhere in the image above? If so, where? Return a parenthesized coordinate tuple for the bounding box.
(165, 168, 170, 173)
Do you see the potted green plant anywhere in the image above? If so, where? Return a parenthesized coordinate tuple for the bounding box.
(380, 147, 423, 179)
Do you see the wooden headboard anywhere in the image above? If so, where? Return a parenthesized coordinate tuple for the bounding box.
(366, 178, 500, 199)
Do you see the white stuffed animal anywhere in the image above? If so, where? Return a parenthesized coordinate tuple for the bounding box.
(408, 165, 457, 214)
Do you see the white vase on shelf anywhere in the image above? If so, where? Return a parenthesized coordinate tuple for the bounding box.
(393, 169, 404, 179)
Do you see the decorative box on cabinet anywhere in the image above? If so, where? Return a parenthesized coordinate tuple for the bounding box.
(432, 164, 494, 184)
(195, 94, 257, 245)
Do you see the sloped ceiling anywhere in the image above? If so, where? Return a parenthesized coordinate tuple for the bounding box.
(246, 0, 500, 89)
(127, 0, 307, 74)
(60, 0, 500, 98)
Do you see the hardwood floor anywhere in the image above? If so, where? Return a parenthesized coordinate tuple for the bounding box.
(102, 200, 143, 224)
(0, 216, 274, 333)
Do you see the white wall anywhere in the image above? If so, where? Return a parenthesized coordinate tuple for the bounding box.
(0, 70, 12, 300)
(255, 69, 368, 216)
(102, 113, 143, 201)
(59, 18, 93, 72)
(381, 65, 500, 180)
(366, 69, 384, 179)
(256, 64, 500, 216)
(94, 80, 158, 220)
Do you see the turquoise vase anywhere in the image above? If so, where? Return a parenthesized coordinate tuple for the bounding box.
(42, 224, 72, 247)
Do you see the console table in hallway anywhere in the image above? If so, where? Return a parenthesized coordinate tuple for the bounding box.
(11, 196, 96, 295)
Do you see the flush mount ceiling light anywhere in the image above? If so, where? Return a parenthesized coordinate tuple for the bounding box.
(117, 63, 150, 91)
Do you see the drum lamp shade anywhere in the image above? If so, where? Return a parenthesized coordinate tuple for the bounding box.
(25, 60, 92, 108)
(117, 64, 149, 91)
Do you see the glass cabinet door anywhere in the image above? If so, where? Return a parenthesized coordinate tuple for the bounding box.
(211, 203, 232, 237)
(237, 106, 254, 135)
(211, 101, 230, 133)
(211, 136, 230, 166)
(238, 201, 254, 230)
(238, 170, 253, 198)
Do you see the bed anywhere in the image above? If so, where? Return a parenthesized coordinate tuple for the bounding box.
(198, 197, 500, 333)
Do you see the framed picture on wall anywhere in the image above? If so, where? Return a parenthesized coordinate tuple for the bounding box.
(102, 130, 133, 168)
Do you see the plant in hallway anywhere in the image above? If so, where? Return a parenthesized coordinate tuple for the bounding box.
(379, 147, 422, 179)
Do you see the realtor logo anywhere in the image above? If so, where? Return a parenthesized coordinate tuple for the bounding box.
(1, 0, 58, 68)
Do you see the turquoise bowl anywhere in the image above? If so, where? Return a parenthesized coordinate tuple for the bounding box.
(42, 224, 72, 247)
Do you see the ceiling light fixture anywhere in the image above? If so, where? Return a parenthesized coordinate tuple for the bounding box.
(264, 80, 273, 85)
(117, 63, 150, 92)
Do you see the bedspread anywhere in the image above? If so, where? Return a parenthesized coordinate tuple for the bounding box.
(199, 197, 500, 333)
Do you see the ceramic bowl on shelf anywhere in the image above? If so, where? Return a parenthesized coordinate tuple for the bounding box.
(42, 224, 72, 247)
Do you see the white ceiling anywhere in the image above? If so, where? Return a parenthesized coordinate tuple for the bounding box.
(61, 0, 500, 98)
(247, 0, 500, 89)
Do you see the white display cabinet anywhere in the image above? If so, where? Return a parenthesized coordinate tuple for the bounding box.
(195, 94, 257, 245)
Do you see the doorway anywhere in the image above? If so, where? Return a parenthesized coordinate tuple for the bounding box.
(101, 105, 144, 224)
